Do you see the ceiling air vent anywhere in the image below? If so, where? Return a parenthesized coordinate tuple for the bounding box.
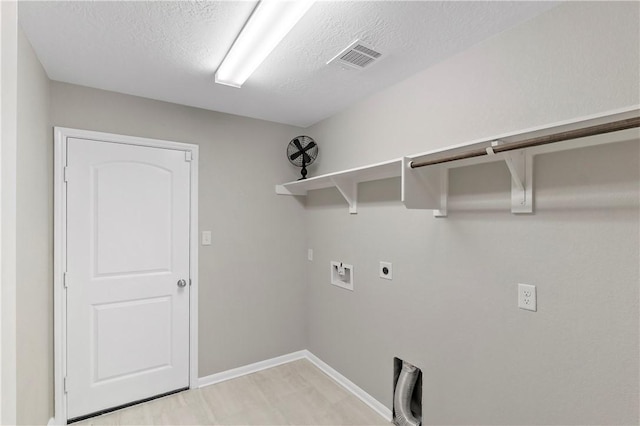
(327, 40, 382, 70)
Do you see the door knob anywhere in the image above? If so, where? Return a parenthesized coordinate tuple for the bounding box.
(177, 279, 187, 288)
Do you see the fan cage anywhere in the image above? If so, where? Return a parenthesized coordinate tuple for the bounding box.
(287, 136, 318, 167)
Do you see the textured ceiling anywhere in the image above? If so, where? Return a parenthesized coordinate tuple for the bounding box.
(19, 1, 559, 127)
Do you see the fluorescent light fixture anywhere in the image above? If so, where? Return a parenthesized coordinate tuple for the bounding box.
(215, 0, 315, 88)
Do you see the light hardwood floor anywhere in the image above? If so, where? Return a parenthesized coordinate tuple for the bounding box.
(75, 359, 390, 425)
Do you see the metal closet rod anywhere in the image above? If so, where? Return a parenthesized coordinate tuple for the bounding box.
(410, 116, 640, 169)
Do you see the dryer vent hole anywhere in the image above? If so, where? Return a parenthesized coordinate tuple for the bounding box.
(393, 357, 422, 426)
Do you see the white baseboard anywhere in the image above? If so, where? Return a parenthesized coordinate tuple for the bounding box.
(198, 350, 308, 388)
(303, 350, 393, 421)
(197, 349, 392, 422)
(47, 417, 56, 426)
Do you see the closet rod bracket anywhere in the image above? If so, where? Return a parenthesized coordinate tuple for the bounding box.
(489, 141, 533, 213)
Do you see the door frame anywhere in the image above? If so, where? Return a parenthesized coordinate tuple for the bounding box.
(53, 127, 199, 425)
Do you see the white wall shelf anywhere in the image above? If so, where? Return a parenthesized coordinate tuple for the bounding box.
(276, 106, 640, 216)
(275, 159, 402, 214)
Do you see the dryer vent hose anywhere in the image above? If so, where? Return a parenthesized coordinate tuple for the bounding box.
(393, 361, 421, 426)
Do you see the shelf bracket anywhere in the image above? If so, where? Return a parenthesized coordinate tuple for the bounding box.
(487, 141, 533, 214)
(433, 168, 448, 218)
(330, 177, 358, 214)
(402, 157, 447, 215)
(275, 184, 307, 196)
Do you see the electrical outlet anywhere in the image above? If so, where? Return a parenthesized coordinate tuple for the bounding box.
(307, 249, 313, 261)
(379, 261, 392, 280)
(518, 284, 536, 311)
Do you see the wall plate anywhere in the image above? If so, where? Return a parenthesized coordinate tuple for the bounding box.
(518, 283, 536, 311)
(331, 261, 353, 291)
(379, 261, 392, 280)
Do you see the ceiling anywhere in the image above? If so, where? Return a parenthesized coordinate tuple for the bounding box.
(19, 1, 559, 128)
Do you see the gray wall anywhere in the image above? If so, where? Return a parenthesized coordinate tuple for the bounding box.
(51, 82, 308, 379)
(16, 27, 52, 425)
(1, 2, 19, 424)
(305, 2, 640, 425)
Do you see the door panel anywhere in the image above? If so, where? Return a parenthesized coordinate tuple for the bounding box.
(66, 138, 191, 419)
(92, 296, 172, 382)
(93, 162, 173, 276)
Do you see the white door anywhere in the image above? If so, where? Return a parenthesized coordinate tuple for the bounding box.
(65, 138, 191, 419)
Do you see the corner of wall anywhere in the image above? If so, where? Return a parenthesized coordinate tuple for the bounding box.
(1, 1, 19, 424)
(15, 21, 54, 426)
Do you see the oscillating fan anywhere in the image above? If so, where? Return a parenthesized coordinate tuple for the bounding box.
(287, 136, 318, 180)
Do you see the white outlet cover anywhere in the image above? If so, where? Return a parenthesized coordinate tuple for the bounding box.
(518, 283, 536, 311)
(379, 261, 392, 280)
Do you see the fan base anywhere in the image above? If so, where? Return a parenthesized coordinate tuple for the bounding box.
(298, 165, 308, 180)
